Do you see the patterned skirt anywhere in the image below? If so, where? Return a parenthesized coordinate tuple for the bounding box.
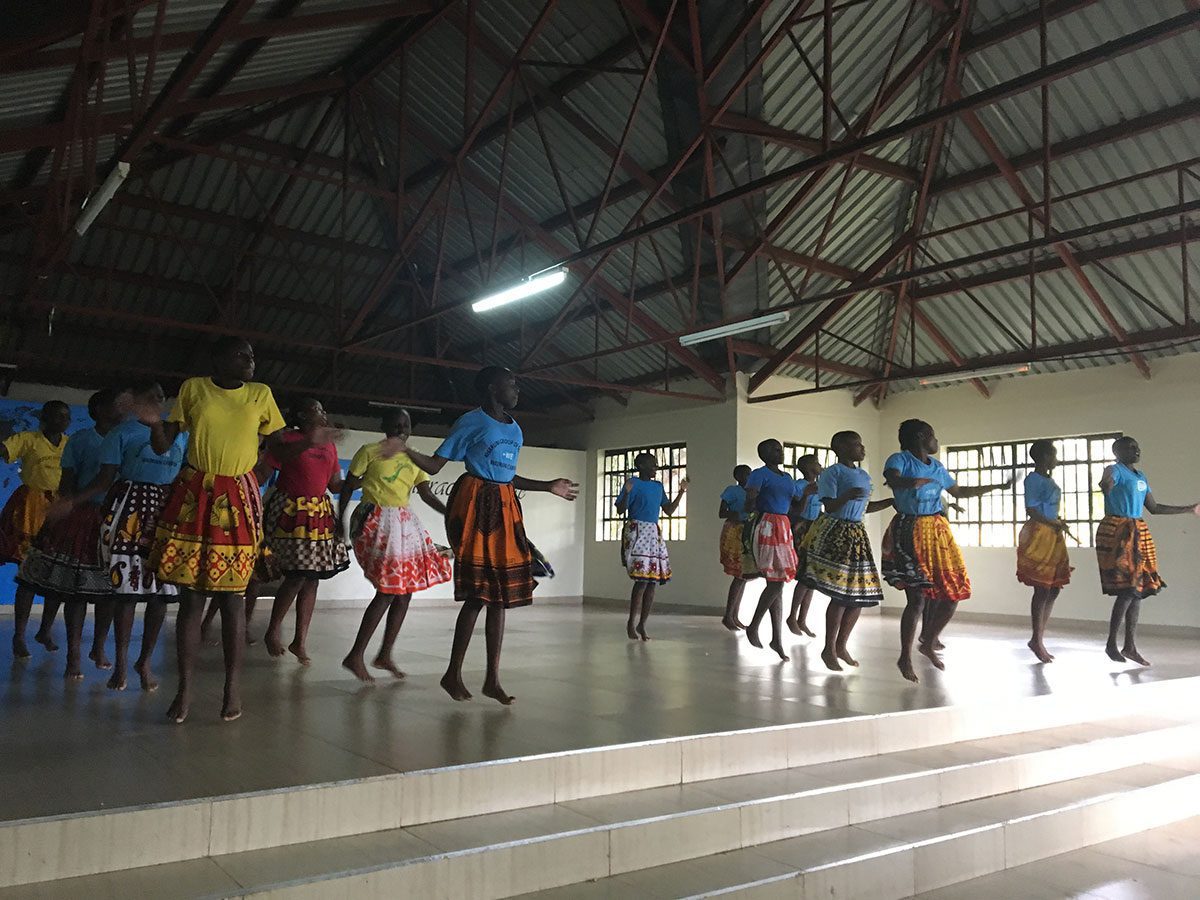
(752, 512, 797, 583)
(1016, 520, 1073, 591)
(791, 517, 816, 577)
(100, 480, 178, 597)
(258, 489, 351, 581)
(881, 513, 971, 602)
(17, 502, 110, 597)
(350, 503, 452, 595)
(0, 485, 54, 565)
(621, 520, 671, 584)
(1095, 515, 1163, 599)
(445, 473, 534, 608)
(151, 466, 264, 595)
(720, 520, 745, 578)
(800, 515, 882, 608)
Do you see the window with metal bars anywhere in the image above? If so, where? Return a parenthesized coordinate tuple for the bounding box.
(597, 443, 688, 542)
(943, 433, 1120, 549)
(782, 442, 837, 474)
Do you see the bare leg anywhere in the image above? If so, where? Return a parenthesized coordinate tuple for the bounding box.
(373, 594, 411, 678)
(897, 588, 925, 682)
(1121, 596, 1150, 666)
(167, 590, 204, 723)
(822, 602, 844, 671)
(788, 585, 816, 637)
(218, 593, 245, 721)
(481, 603, 513, 704)
(200, 596, 220, 646)
(626, 582, 644, 640)
(89, 598, 114, 668)
(11, 584, 36, 658)
(343, 592, 389, 683)
(35, 594, 61, 651)
(834, 607, 862, 666)
(134, 598, 166, 691)
(766, 584, 788, 661)
(1028, 587, 1053, 663)
(722, 578, 746, 630)
(62, 597, 86, 680)
(108, 602, 135, 690)
(919, 599, 956, 670)
(288, 578, 320, 664)
(745, 586, 772, 649)
(636, 583, 655, 641)
(441, 599, 481, 701)
(243, 586, 260, 646)
(1106, 593, 1132, 662)
(264, 575, 303, 658)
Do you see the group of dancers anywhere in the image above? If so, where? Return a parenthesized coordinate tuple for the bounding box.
(1, 340, 578, 720)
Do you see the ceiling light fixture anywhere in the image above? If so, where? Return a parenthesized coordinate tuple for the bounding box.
(919, 364, 1030, 386)
(471, 268, 567, 313)
(74, 161, 130, 236)
(367, 401, 443, 413)
(678, 311, 791, 347)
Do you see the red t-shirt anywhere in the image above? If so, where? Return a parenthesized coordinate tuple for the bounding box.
(262, 432, 340, 497)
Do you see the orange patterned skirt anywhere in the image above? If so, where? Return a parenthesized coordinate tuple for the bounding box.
(445, 473, 534, 607)
(0, 485, 55, 565)
(1016, 520, 1073, 590)
(1095, 515, 1163, 599)
(882, 513, 971, 602)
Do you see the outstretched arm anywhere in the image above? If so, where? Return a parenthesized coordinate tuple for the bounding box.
(882, 468, 933, 491)
(822, 487, 868, 514)
(1027, 507, 1067, 530)
(866, 498, 893, 514)
(948, 476, 1013, 500)
(663, 478, 689, 516)
(513, 474, 578, 500)
(416, 481, 448, 516)
(1144, 492, 1200, 516)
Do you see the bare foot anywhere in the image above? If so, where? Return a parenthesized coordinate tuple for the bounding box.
(372, 655, 406, 679)
(1122, 647, 1151, 667)
(482, 678, 515, 705)
(341, 655, 375, 684)
(440, 671, 472, 701)
(636, 624, 651, 642)
(287, 640, 311, 666)
(836, 647, 859, 667)
(221, 686, 242, 722)
(746, 628, 763, 649)
(769, 640, 789, 662)
(12, 636, 31, 660)
(786, 617, 803, 636)
(245, 633, 258, 647)
(802, 625, 817, 638)
(918, 641, 945, 671)
(264, 631, 285, 658)
(920, 635, 945, 651)
(897, 656, 919, 683)
(35, 631, 58, 652)
(135, 661, 159, 692)
(1027, 639, 1053, 664)
(721, 617, 739, 632)
(88, 648, 112, 670)
(107, 670, 128, 690)
(1106, 643, 1126, 663)
(821, 648, 842, 671)
(166, 693, 190, 724)
(64, 665, 84, 681)
(627, 622, 638, 640)
(734, 620, 746, 630)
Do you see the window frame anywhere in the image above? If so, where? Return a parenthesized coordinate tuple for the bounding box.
(943, 432, 1121, 549)
(782, 442, 837, 475)
(598, 443, 688, 542)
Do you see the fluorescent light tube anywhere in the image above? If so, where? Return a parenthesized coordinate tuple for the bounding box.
(919, 364, 1030, 386)
(74, 161, 130, 236)
(679, 311, 791, 347)
(368, 401, 442, 413)
(472, 269, 567, 313)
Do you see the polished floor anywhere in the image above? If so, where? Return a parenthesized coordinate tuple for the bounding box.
(2, 598, 1198, 822)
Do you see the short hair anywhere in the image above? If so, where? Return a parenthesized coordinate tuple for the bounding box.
(733, 464, 752, 478)
(287, 396, 321, 426)
(41, 400, 69, 419)
(796, 453, 819, 469)
(474, 365, 510, 398)
(831, 430, 858, 450)
(1029, 439, 1055, 462)
(898, 419, 930, 450)
(756, 438, 778, 457)
(634, 451, 656, 468)
(1113, 435, 1137, 453)
(212, 335, 249, 357)
(381, 408, 409, 434)
(88, 388, 120, 420)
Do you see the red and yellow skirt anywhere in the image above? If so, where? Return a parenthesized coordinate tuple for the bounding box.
(882, 513, 971, 602)
(1095, 515, 1163, 599)
(445, 473, 534, 608)
(0, 485, 55, 565)
(350, 502, 452, 595)
(1016, 520, 1073, 590)
(151, 466, 263, 594)
(17, 502, 110, 597)
(720, 520, 744, 577)
(752, 512, 797, 583)
(258, 489, 351, 581)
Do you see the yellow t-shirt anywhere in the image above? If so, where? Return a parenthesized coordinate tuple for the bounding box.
(169, 377, 286, 477)
(348, 443, 429, 508)
(2, 430, 66, 492)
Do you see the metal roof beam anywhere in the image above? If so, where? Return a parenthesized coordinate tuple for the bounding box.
(960, 0, 1102, 56)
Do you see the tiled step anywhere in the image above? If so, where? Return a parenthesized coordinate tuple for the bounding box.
(5, 717, 1198, 899)
(4, 675, 1198, 889)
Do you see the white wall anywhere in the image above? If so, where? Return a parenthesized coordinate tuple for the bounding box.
(318, 429, 586, 605)
(877, 356, 1200, 628)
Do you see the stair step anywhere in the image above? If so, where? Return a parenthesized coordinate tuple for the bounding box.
(5, 718, 1198, 900)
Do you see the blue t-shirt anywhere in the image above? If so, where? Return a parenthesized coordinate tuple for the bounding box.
(746, 466, 802, 515)
(818, 464, 872, 522)
(622, 479, 667, 524)
(61, 428, 106, 503)
(794, 478, 822, 521)
(720, 484, 748, 522)
(435, 408, 523, 484)
(884, 450, 956, 516)
(1105, 463, 1149, 518)
(1023, 472, 1061, 520)
(100, 418, 187, 486)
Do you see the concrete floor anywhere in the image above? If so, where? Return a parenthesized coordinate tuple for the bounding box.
(2, 598, 1197, 822)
